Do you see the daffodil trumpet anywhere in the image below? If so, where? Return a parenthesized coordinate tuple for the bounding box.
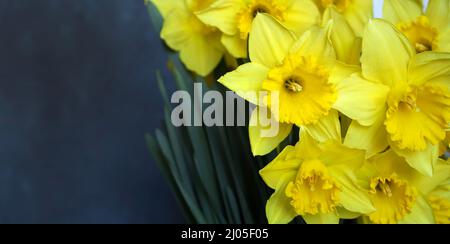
(357, 150, 450, 224)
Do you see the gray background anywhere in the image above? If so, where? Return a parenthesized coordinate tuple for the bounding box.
(0, 0, 183, 223)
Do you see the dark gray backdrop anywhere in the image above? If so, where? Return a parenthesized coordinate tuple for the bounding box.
(0, 0, 183, 223)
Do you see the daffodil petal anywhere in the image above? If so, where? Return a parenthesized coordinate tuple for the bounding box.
(221, 34, 247, 58)
(399, 195, 435, 224)
(160, 8, 192, 50)
(334, 74, 390, 126)
(361, 19, 414, 87)
(324, 7, 356, 64)
(412, 159, 450, 195)
(383, 0, 422, 24)
(371, 150, 420, 183)
(302, 213, 339, 224)
(330, 166, 375, 214)
(160, 7, 224, 76)
(179, 34, 224, 76)
(426, 0, 450, 31)
(347, 37, 362, 65)
(249, 108, 293, 156)
(218, 62, 269, 104)
(409, 52, 450, 86)
(354, 162, 378, 189)
(266, 172, 298, 224)
(249, 14, 296, 68)
(302, 109, 341, 143)
(320, 141, 366, 170)
(337, 208, 362, 219)
(283, 0, 320, 34)
(329, 61, 360, 85)
(151, 0, 185, 18)
(294, 130, 322, 160)
(260, 145, 299, 190)
(342, 0, 373, 36)
(290, 21, 335, 66)
(344, 114, 389, 159)
(391, 142, 439, 177)
(195, 0, 242, 35)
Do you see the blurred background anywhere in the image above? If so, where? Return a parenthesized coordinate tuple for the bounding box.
(0, 0, 183, 223)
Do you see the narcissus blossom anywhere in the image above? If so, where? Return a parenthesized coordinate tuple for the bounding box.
(260, 131, 374, 224)
(196, 0, 320, 58)
(383, 0, 450, 53)
(344, 19, 450, 177)
(151, 0, 225, 76)
(357, 150, 450, 224)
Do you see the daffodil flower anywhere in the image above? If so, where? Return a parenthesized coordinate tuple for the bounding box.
(344, 19, 450, 177)
(314, 0, 373, 36)
(151, 0, 225, 76)
(196, 0, 320, 58)
(219, 14, 389, 156)
(383, 0, 450, 53)
(357, 150, 450, 224)
(260, 132, 375, 224)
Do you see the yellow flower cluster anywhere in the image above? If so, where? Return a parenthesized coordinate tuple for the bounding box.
(151, 0, 450, 224)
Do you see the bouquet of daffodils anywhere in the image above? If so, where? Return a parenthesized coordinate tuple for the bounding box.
(146, 0, 450, 224)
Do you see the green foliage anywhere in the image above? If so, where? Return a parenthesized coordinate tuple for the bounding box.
(146, 59, 278, 223)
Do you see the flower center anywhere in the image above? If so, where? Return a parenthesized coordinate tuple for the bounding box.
(284, 76, 303, 93)
(252, 5, 269, 17)
(320, 0, 351, 12)
(237, 0, 286, 39)
(262, 55, 336, 125)
(398, 91, 419, 113)
(285, 159, 340, 215)
(385, 85, 450, 151)
(368, 174, 417, 224)
(397, 16, 439, 53)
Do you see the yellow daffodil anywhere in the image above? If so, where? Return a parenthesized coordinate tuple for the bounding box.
(314, 0, 373, 36)
(357, 150, 450, 224)
(219, 14, 388, 156)
(260, 131, 374, 224)
(196, 0, 320, 58)
(383, 0, 450, 53)
(151, 0, 224, 76)
(344, 19, 450, 177)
